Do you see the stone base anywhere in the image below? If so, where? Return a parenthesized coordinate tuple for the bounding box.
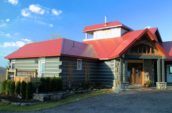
(156, 82, 167, 90)
(121, 82, 129, 89)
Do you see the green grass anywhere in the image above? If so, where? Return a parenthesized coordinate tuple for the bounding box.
(0, 89, 112, 112)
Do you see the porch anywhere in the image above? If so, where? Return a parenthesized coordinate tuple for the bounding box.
(120, 56, 167, 89)
(6, 68, 37, 82)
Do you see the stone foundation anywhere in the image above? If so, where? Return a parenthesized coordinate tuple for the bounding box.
(156, 82, 167, 90)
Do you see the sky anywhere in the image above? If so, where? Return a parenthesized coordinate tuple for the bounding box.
(0, 0, 172, 67)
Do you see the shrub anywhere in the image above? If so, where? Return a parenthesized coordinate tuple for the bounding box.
(15, 81, 21, 95)
(26, 82, 33, 100)
(144, 80, 153, 87)
(21, 81, 27, 99)
(38, 77, 62, 93)
(9, 81, 15, 96)
(6, 80, 11, 95)
(1, 80, 7, 94)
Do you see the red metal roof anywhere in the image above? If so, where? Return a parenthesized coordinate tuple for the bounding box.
(5, 25, 171, 60)
(5, 38, 98, 59)
(83, 21, 131, 32)
(163, 41, 172, 60)
(84, 29, 167, 60)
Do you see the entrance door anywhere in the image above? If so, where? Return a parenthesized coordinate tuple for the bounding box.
(128, 63, 143, 85)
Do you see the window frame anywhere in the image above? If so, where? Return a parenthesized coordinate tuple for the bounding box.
(10, 60, 15, 69)
(169, 65, 172, 74)
(77, 59, 82, 70)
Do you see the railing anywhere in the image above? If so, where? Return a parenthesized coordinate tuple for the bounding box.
(6, 68, 37, 82)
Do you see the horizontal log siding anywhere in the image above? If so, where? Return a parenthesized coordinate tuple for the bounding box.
(12, 57, 62, 77)
(44, 57, 62, 77)
(60, 57, 98, 88)
(13, 59, 38, 71)
(96, 59, 120, 88)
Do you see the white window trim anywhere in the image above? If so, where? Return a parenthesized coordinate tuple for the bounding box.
(77, 59, 82, 70)
(10, 60, 16, 69)
(38, 58, 46, 77)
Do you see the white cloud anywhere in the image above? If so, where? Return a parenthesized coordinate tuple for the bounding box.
(5, 19, 10, 22)
(21, 9, 30, 17)
(7, 0, 18, 5)
(29, 4, 45, 15)
(0, 38, 32, 48)
(51, 9, 62, 16)
(0, 19, 10, 28)
(0, 31, 19, 38)
(21, 4, 62, 17)
(49, 24, 54, 28)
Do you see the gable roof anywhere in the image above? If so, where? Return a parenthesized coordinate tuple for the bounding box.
(5, 38, 98, 59)
(5, 20, 171, 61)
(83, 21, 131, 32)
(149, 27, 163, 43)
(84, 29, 165, 60)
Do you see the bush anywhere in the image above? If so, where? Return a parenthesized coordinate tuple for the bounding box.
(21, 81, 27, 99)
(6, 80, 11, 95)
(144, 80, 153, 87)
(1, 80, 7, 94)
(15, 81, 21, 95)
(9, 81, 15, 96)
(26, 82, 33, 100)
(38, 77, 62, 93)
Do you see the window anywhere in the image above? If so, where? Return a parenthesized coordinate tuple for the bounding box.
(77, 59, 82, 70)
(10, 60, 15, 69)
(169, 66, 172, 74)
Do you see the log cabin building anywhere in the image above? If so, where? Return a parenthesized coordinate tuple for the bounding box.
(5, 21, 172, 91)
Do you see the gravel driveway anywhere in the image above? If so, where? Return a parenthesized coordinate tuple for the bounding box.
(3, 89, 172, 113)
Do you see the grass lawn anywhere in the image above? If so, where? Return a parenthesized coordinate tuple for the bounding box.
(0, 89, 112, 112)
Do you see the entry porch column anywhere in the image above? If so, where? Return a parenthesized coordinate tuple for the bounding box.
(120, 58, 128, 89)
(156, 58, 167, 90)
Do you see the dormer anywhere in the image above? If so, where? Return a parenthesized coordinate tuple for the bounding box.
(83, 21, 132, 40)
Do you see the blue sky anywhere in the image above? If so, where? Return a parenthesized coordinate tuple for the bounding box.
(0, 0, 172, 67)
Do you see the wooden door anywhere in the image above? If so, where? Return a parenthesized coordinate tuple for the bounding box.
(128, 63, 143, 85)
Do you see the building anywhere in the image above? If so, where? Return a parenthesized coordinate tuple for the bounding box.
(5, 21, 172, 90)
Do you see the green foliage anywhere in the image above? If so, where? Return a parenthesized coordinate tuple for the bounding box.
(6, 80, 11, 95)
(9, 81, 15, 96)
(21, 81, 27, 99)
(144, 80, 153, 87)
(1, 80, 34, 100)
(38, 77, 62, 93)
(1, 80, 7, 94)
(26, 82, 33, 100)
(15, 81, 21, 95)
